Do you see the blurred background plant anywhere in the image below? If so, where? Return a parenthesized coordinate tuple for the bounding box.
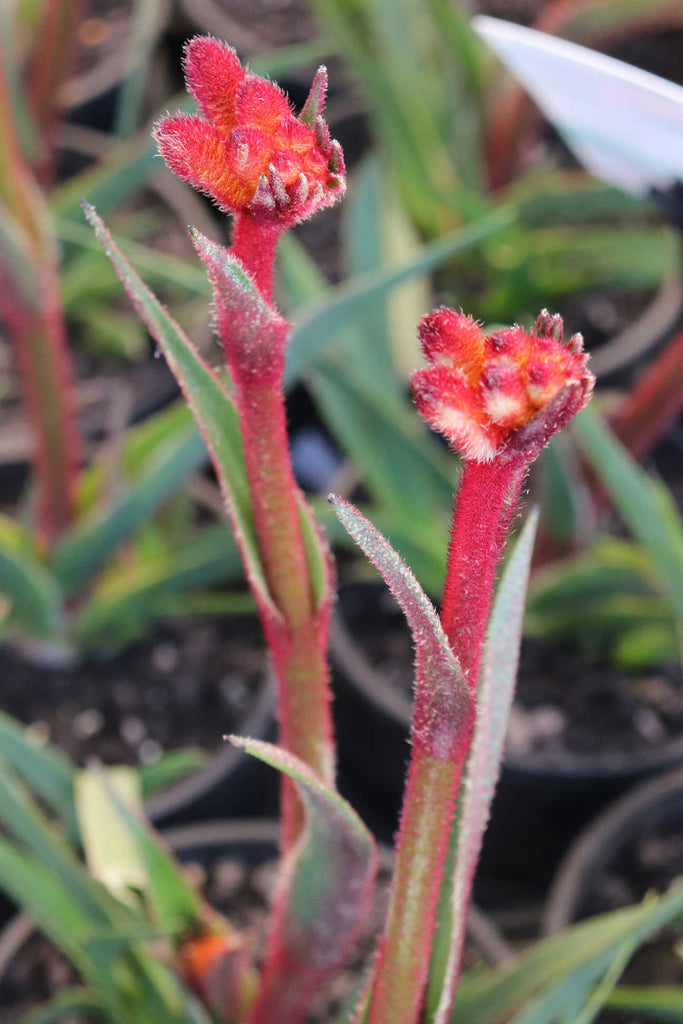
(2, 0, 682, 665)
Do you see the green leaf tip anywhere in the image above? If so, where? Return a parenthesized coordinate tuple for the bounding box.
(228, 735, 376, 969)
(330, 494, 472, 761)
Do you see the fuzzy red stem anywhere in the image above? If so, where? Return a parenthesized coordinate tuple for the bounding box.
(263, 615, 334, 851)
(234, 377, 312, 625)
(223, 219, 335, 852)
(441, 459, 526, 688)
(247, 957, 327, 1024)
(231, 214, 282, 303)
(366, 757, 464, 1024)
(233, 375, 335, 848)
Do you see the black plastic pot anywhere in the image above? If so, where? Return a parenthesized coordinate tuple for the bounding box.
(331, 584, 683, 888)
(146, 672, 277, 828)
(543, 766, 683, 935)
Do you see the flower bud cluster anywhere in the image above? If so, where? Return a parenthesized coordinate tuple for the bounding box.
(412, 308, 594, 462)
(155, 37, 345, 226)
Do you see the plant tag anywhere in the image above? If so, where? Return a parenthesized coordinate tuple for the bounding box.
(472, 15, 683, 196)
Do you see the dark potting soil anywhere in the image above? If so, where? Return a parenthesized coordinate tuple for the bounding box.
(1, 616, 266, 769)
(339, 586, 683, 762)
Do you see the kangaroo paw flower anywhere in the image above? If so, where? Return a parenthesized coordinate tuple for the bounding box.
(412, 307, 594, 463)
(154, 36, 345, 226)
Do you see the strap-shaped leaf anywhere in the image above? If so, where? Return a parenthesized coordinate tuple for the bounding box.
(229, 737, 376, 1022)
(0, 709, 75, 826)
(429, 509, 539, 1023)
(17, 987, 104, 1023)
(190, 228, 289, 367)
(450, 884, 683, 1024)
(52, 426, 208, 595)
(284, 207, 514, 386)
(75, 766, 147, 902)
(83, 203, 277, 618)
(329, 495, 470, 757)
(73, 525, 243, 651)
(607, 985, 683, 1022)
(573, 406, 683, 630)
(0, 515, 63, 637)
(86, 764, 204, 941)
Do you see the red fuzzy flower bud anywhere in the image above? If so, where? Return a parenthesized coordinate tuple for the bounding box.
(154, 36, 345, 225)
(412, 308, 594, 462)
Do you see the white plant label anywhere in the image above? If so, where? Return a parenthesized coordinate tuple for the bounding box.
(472, 14, 683, 196)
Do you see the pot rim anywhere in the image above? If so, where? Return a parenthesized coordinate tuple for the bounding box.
(331, 601, 683, 782)
(543, 766, 683, 937)
(145, 669, 276, 824)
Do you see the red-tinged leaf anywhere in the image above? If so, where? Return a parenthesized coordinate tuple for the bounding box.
(83, 202, 278, 621)
(190, 229, 290, 382)
(228, 736, 377, 1024)
(427, 508, 539, 1023)
(329, 495, 471, 760)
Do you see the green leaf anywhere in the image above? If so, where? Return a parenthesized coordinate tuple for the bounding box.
(539, 435, 590, 545)
(284, 206, 515, 386)
(139, 748, 208, 800)
(84, 203, 277, 618)
(278, 219, 456, 527)
(75, 766, 147, 901)
(18, 988, 104, 1023)
(0, 840, 96, 971)
(230, 737, 376, 974)
(52, 425, 208, 595)
(341, 158, 393, 382)
(74, 525, 243, 652)
(92, 766, 204, 941)
(329, 496, 471, 751)
(573, 406, 683, 645)
(0, 709, 75, 826)
(0, 515, 63, 637)
(509, 933, 639, 1024)
(449, 886, 683, 1024)
(429, 509, 539, 1023)
(607, 985, 683, 1023)
(113, 0, 167, 138)
(525, 538, 679, 666)
(315, 360, 456, 519)
(0, 759, 121, 926)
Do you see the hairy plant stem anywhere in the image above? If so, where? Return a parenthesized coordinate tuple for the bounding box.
(227, 213, 335, 851)
(367, 757, 462, 1024)
(231, 214, 282, 302)
(441, 458, 526, 688)
(366, 457, 526, 1023)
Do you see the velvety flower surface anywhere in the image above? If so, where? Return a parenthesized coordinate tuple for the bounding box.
(154, 36, 345, 224)
(412, 308, 594, 462)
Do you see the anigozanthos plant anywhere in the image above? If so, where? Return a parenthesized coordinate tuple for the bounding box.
(413, 308, 593, 684)
(331, 307, 593, 1024)
(155, 37, 344, 298)
(89, 30, 599, 1024)
(87, 39, 376, 1024)
(147, 37, 344, 849)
